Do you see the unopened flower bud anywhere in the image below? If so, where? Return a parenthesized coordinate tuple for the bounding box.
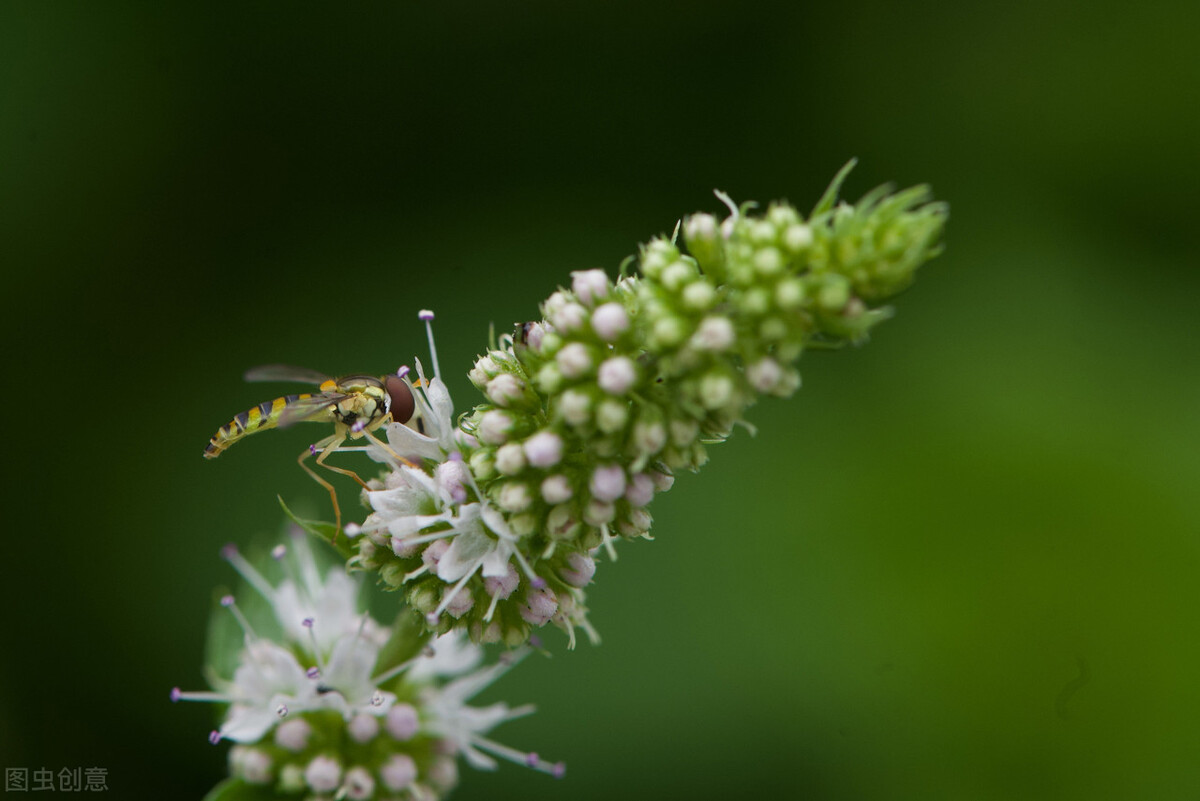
(753, 246, 784, 277)
(444, 586, 475, 618)
(386, 703, 419, 741)
(546, 504, 580, 540)
(634, 420, 667, 454)
(625, 472, 655, 507)
(699, 372, 735, 410)
(571, 268, 610, 306)
(784, 222, 814, 251)
(591, 302, 630, 341)
(559, 389, 591, 426)
(556, 342, 593, 378)
(558, 552, 596, 588)
(589, 464, 626, 502)
(305, 756, 342, 793)
(477, 409, 513, 445)
(274, 718, 312, 752)
(381, 754, 418, 792)
(681, 280, 717, 310)
(584, 499, 616, 526)
(746, 357, 783, 392)
(483, 562, 520, 600)
(486, 373, 526, 407)
(690, 316, 735, 351)
(523, 430, 564, 468)
(661, 260, 696, 292)
(651, 316, 688, 348)
(598, 356, 637, 395)
(520, 586, 559, 626)
(595, 399, 629, 433)
(550, 301, 588, 333)
(495, 443, 527, 475)
(348, 713, 379, 743)
(541, 475, 573, 504)
(497, 481, 533, 512)
(775, 277, 806, 309)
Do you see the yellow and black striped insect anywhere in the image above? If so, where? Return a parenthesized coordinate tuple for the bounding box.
(204, 365, 416, 534)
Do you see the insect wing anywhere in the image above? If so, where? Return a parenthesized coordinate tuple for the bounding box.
(274, 392, 349, 429)
(244, 364, 332, 385)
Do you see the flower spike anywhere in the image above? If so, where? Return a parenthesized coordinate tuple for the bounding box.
(350, 166, 945, 647)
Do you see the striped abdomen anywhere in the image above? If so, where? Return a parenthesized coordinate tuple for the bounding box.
(203, 394, 314, 459)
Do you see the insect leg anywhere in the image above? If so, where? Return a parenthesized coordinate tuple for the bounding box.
(314, 435, 373, 490)
(299, 433, 345, 536)
(360, 416, 420, 470)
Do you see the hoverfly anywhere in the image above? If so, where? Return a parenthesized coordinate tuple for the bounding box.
(204, 365, 416, 534)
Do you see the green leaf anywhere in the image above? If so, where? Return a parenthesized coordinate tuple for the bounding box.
(202, 778, 284, 801)
(278, 496, 356, 561)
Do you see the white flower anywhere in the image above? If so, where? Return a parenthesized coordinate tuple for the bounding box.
(174, 536, 397, 744)
(381, 360, 457, 461)
(216, 639, 312, 743)
(434, 503, 523, 618)
(422, 648, 565, 778)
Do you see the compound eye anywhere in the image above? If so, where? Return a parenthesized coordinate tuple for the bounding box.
(385, 375, 416, 424)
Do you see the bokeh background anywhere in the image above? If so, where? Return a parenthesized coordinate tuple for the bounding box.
(4, 2, 1199, 799)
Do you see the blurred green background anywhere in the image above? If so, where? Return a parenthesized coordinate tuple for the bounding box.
(3, 2, 1199, 799)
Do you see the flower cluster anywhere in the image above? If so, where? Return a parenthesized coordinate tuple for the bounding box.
(181, 164, 944, 799)
(349, 163, 946, 647)
(173, 532, 561, 800)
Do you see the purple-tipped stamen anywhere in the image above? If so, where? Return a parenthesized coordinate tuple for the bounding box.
(371, 648, 433, 686)
(468, 730, 562, 778)
(221, 546, 278, 604)
(208, 730, 221, 745)
(530, 576, 547, 590)
(307, 667, 320, 680)
(302, 620, 328, 676)
(419, 309, 441, 379)
(397, 365, 410, 379)
(309, 444, 317, 455)
(275, 704, 288, 718)
(220, 596, 258, 641)
(271, 544, 286, 560)
(352, 420, 366, 433)
(528, 635, 543, 649)
(171, 689, 232, 704)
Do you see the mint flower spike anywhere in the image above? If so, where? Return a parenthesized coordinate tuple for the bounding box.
(172, 532, 561, 799)
(351, 166, 945, 648)
(355, 311, 598, 650)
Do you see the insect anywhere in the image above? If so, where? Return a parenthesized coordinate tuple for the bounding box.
(204, 365, 416, 534)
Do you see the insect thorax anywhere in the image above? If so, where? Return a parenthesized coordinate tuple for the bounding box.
(332, 376, 389, 436)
